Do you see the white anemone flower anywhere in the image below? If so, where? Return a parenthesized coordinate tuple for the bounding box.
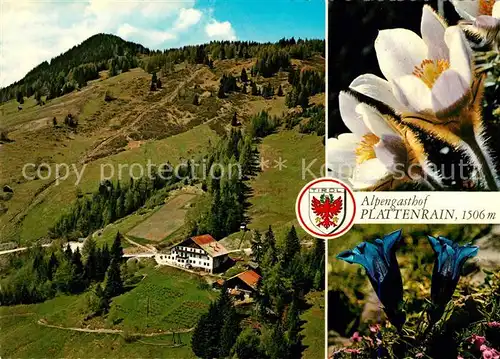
(371, 5, 474, 115)
(451, 0, 500, 51)
(328, 92, 436, 190)
(451, 0, 499, 21)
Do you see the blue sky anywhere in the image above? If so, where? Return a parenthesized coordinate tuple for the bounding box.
(201, 1, 325, 42)
(0, 0, 325, 88)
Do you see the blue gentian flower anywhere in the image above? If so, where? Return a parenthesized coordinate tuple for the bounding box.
(337, 229, 406, 330)
(427, 235, 479, 323)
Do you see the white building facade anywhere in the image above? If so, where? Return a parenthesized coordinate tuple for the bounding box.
(155, 234, 229, 273)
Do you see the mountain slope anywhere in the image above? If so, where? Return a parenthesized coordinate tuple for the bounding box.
(0, 34, 149, 102)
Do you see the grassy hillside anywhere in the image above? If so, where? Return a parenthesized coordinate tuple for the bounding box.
(0, 52, 323, 245)
(1, 35, 325, 358)
(0, 265, 209, 358)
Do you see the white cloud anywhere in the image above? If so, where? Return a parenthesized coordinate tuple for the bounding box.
(205, 20, 237, 40)
(117, 24, 176, 45)
(174, 8, 202, 30)
(0, 1, 237, 88)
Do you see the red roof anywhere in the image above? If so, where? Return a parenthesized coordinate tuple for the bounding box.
(237, 270, 261, 289)
(190, 234, 228, 257)
(191, 234, 216, 246)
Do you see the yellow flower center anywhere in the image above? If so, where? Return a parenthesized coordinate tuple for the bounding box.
(413, 59, 450, 88)
(479, 0, 495, 15)
(355, 134, 379, 164)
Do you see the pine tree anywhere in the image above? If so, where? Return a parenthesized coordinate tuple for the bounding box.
(191, 311, 210, 358)
(47, 252, 59, 280)
(84, 238, 98, 282)
(277, 85, 284, 96)
(64, 243, 73, 260)
(124, 189, 134, 214)
(109, 60, 118, 77)
(101, 243, 111, 276)
(16, 91, 24, 104)
(217, 84, 226, 99)
(234, 329, 264, 359)
(241, 68, 248, 83)
(53, 260, 76, 293)
(284, 299, 302, 354)
(111, 232, 123, 262)
(104, 258, 123, 298)
(150, 72, 157, 91)
(95, 247, 103, 280)
(298, 87, 309, 108)
(95, 283, 110, 315)
(192, 302, 221, 359)
(240, 138, 254, 177)
(72, 247, 84, 279)
(250, 230, 264, 263)
(35, 91, 42, 105)
(122, 59, 130, 72)
(283, 225, 301, 263)
(263, 225, 276, 254)
(251, 82, 258, 96)
(268, 321, 290, 359)
(219, 306, 240, 357)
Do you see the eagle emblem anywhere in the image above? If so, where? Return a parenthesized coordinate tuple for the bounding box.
(311, 193, 343, 229)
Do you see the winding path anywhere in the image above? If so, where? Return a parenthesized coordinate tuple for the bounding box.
(36, 319, 194, 337)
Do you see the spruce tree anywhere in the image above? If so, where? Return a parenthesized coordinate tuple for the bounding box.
(95, 283, 110, 315)
(268, 321, 290, 359)
(283, 225, 301, 263)
(156, 77, 162, 89)
(219, 306, 240, 357)
(284, 299, 302, 355)
(35, 91, 42, 105)
(250, 230, 264, 263)
(111, 232, 123, 262)
(122, 59, 130, 72)
(16, 91, 24, 104)
(101, 243, 111, 275)
(191, 311, 210, 358)
(150, 72, 157, 91)
(104, 258, 123, 298)
(53, 260, 76, 293)
(192, 302, 221, 359)
(231, 112, 238, 126)
(217, 84, 226, 99)
(234, 329, 264, 359)
(277, 85, 284, 96)
(241, 68, 248, 83)
(263, 225, 276, 254)
(193, 93, 199, 106)
(84, 238, 98, 282)
(297, 87, 309, 108)
(251, 82, 258, 96)
(64, 243, 73, 260)
(47, 252, 59, 280)
(240, 138, 254, 177)
(72, 247, 84, 277)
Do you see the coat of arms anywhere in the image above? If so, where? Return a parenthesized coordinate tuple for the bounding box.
(309, 188, 346, 235)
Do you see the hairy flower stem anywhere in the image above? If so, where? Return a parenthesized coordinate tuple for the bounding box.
(466, 138, 499, 191)
(421, 175, 445, 191)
